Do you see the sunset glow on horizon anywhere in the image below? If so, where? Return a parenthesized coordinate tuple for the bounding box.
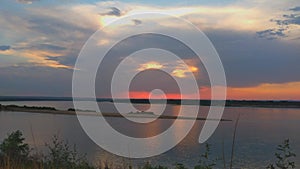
(125, 81, 300, 100)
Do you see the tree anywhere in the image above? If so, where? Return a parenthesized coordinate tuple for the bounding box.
(267, 139, 296, 169)
(0, 130, 29, 160)
(45, 135, 94, 169)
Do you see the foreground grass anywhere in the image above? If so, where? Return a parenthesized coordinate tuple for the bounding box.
(0, 130, 297, 169)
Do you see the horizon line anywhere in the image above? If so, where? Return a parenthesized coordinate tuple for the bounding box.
(0, 96, 299, 102)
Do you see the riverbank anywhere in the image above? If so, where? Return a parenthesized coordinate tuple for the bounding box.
(0, 104, 231, 121)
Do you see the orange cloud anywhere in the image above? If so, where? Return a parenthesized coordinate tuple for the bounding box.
(171, 69, 187, 78)
(0, 47, 71, 68)
(23, 50, 70, 68)
(172, 65, 199, 78)
(137, 61, 164, 71)
(137, 60, 199, 79)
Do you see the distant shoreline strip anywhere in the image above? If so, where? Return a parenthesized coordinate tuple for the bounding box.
(0, 105, 231, 121)
(1, 96, 300, 108)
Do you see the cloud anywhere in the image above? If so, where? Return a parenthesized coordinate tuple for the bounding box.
(1, 0, 300, 99)
(0, 45, 10, 51)
(171, 64, 198, 78)
(16, 0, 39, 4)
(283, 14, 300, 25)
(0, 3, 98, 68)
(273, 14, 300, 26)
(12, 43, 67, 51)
(45, 52, 78, 67)
(290, 6, 300, 11)
(100, 7, 122, 16)
(256, 28, 286, 40)
(132, 19, 142, 25)
(0, 46, 72, 69)
(37, 44, 66, 51)
(256, 6, 300, 40)
(46, 56, 60, 62)
(137, 61, 164, 71)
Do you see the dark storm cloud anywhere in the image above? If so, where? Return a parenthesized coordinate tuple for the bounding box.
(100, 7, 122, 16)
(0, 45, 10, 51)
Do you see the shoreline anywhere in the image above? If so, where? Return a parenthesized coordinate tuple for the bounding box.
(0, 104, 231, 121)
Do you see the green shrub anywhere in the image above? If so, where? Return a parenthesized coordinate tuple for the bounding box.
(44, 135, 94, 169)
(0, 130, 30, 160)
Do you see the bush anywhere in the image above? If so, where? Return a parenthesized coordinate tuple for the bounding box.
(44, 135, 94, 169)
(266, 139, 296, 169)
(0, 130, 298, 169)
(142, 162, 168, 169)
(0, 130, 30, 161)
(0, 131, 94, 169)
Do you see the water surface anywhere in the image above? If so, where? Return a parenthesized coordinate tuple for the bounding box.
(0, 101, 299, 168)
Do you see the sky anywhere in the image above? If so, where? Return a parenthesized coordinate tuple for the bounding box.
(0, 0, 300, 100)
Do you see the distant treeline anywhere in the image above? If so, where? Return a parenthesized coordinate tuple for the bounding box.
(224, 100, 300, 108)
(1, 96, 300, 108)
(0, 104, 56, 111)
(115, 99, 300, 108)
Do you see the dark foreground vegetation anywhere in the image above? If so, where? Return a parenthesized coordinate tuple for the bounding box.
(0, 131, 296, 169)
